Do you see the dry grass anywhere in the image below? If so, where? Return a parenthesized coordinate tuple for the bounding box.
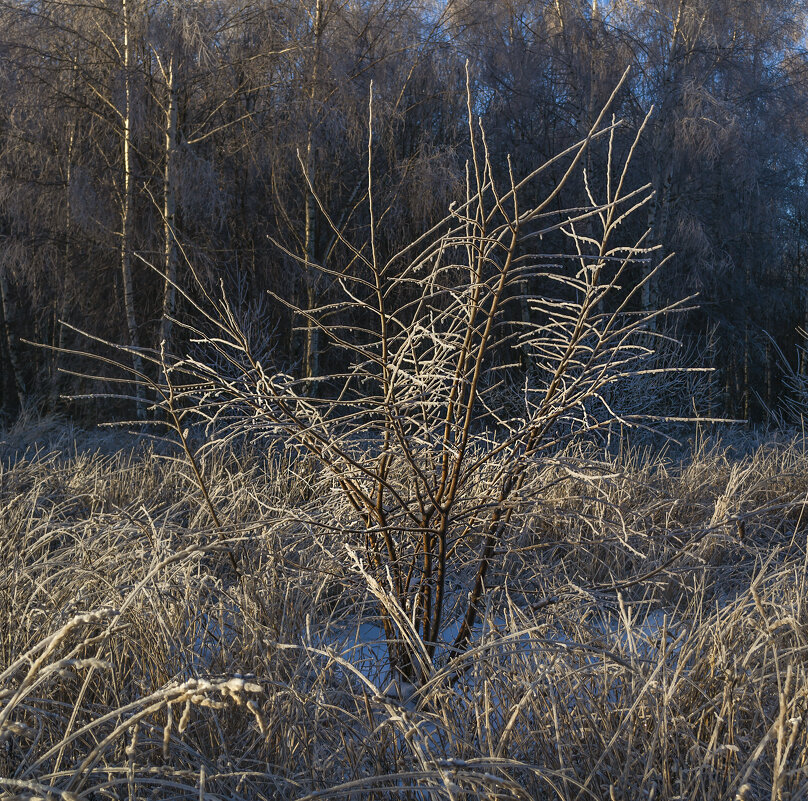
(2, 421, 808, 799)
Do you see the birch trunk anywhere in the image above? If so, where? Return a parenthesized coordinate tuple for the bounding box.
(51, 118, 77, 409)
(303, 147, 320, 386)
(160, 56, 178, 356)
(121, 0, 145, 418)
(303, 0, 324, 390)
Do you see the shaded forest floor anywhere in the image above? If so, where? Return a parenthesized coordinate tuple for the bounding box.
(3, 418, 808, 800)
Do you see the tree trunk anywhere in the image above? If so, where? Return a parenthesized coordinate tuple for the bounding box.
(303, 144, 320, 386)
(643, 0, 685, 323)
(744, 259, 752, 420)
(303, 0, 324, 391)
(643, 154, 673, 320)
(0, 267, 25, 410)
(160, 55, 179, 357)
(51, 118, 77, 410)
(121, 0, 145, 418)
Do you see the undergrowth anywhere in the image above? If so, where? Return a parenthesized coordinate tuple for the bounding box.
(2, 423, 808, 799)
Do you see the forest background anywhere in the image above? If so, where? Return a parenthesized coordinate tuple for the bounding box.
(1, 0, 807, 423)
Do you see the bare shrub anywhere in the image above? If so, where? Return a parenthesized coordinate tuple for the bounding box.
(58, 72, 712, 692)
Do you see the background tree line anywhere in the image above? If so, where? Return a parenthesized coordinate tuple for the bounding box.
(1, 0, 807, 423)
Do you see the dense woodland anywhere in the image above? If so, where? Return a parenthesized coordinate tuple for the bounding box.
(1, 0, 808, 423)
